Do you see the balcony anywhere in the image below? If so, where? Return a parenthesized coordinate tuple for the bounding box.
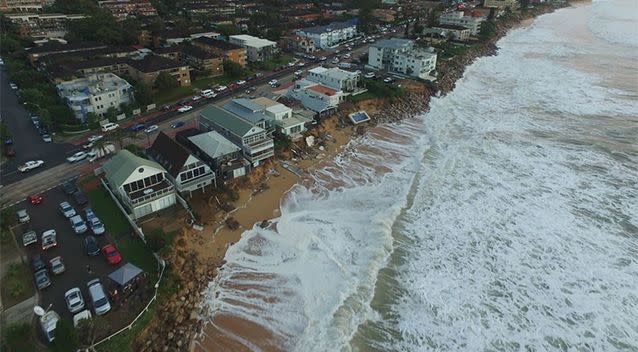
(126, 180, 174, 206)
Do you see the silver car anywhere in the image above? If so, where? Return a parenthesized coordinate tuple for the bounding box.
(49, 256, 65, 275)
(70, 215, 88, 234)
(16, 209, 30, 223)
(59, 201, 76, 218)
(87, 279, 111, 315)
(64, 287, 85, 313)
(34, 269, 51, 290)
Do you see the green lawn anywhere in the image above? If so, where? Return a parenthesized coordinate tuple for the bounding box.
(117, 235, 158, 276)
(250, 53, 293, 71)
(0, 262, 35, 309)
(87, 187, 130, 235)
(153, 86, 195, 105)
(192, 75, 233, 90)
(95, 305, 155, 352)
(347, 91, 376, 102)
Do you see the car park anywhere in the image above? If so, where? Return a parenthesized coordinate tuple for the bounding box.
(23, 230, 37, 246)
(59, 201, 76, 218)
(42, 229, 57, 250)
(70, 215, 88, 234)
(177, 105, 193, 113)
(84, 236, 100, 256)
(73, 191, 88, 206)
(130, 123, 145, 131)
(101, 123, 119, 132)
(67, 151, 88, 163)
(28, 194, 43, 205)
(32, 254, 46, 271)
(144, 125, 159, 134)
(49, 256, 65, 275)
(62, 180, 78, 195)
(64, 288, 85, 313)
(18, 160, 44, 172)
(87, 279, 111, 315)
(171, 121, 185, 129)
(34, 269, 51, 290)
(17, 209, 30, 223)
(102, 244, 122, 265)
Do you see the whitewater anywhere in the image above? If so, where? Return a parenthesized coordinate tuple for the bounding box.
(200, 1, 638, 351)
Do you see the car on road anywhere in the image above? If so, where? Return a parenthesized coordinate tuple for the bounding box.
(28, 194, 43, 205)
(200, 89, 216, 98)
(102, 244, 122, 265)
(42, 229, 57, 250)
(31, 115, 40, 125)
(32, 254, 46, 272)
(294, 70, 303, 77)
(228, 83, 240, 90)
(245, 87, 256, 94)
(268, 79, 278, 86)
(88, 134, 103, 143)
(364, 72, 375, 79)
(170, 121, 185, 129)
(177, 105, 193, 113)
(331, 57, 340, 64)
(4, 137, 14, 145)
(18, 160, 44, 172)
(192, 95, 202, 102)
(215, 85, 227, 92)
(84, 235, 100, 256)
(236, 80, 246, 85)
(296, 62, 305, 67)
(64, 288, 85, 313)
(101, 122, 119, 132)
(23, 230, 37, 246)
(73, 191, 88, 206)
(9, 82, 18, 90)
(87, 279, 111, 315)
(49, 256, 65, 275)
(383, 77, 394, 83)
(16, 209, 30, 223)
(67, 151, 88, 163)
(41, 133, 52, 143)
(62, 180, 78, 195)
(34, 269, 51, 290)
(130, 123, 145, 131)
(59, 201, 77, 218)
(144, 125, 158, 134)
(70, 215, 88, 234)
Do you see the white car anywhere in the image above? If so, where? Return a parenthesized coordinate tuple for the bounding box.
(59, 201, 76, 218)
(41, 230, 57, 250)
(9, 82, 18, 90)
(268, 79, 278, 86)
(200, 89, 216, 98)
(215, 85, 227, 92)
(88, 134, 103, 143)
(331, 58, 340, 64)
(67, 151, 87, 162)
(177, 105, 193, 113)
(101, 122, 119, 132)
(144, 125, 158, 134)
(383, 77, 394, 83)
(17, 209, 30, 223)
(18, 160, 44, 172)
(192, 95, 202, 101)
(42, 134, 52, 143)
(364, 72, 375, 79)
(65, 288, 86, 314)
(236, 80, 246, 85)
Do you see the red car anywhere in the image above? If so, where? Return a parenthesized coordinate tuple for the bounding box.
(102, 244, 122, 265)
(28, 194, 43, 205)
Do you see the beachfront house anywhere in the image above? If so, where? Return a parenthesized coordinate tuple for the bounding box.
(228, 34, 278, 62)
(198, 105, 274, 166)
(253, 97, 312, 140)
(306, 66, 360, 93)
(287, 78, 344, 115)
(368, 38, 437, 79)
(147, 132, 216, 195)
(438, 11, 486, 36)
(295, 19, 358, 49)
(101, 150, 176, 219)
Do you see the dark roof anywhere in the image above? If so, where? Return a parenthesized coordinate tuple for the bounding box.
(193, 37, 243, 50)
(147, 132, 192, 177)
(181, 45, 220, 60)
(153, 45, 182, 54)
(435, 24, 470, 31)
(28, 41, 108, 55)
(65, 57, 130, 71)
(127, 54, 186, 73)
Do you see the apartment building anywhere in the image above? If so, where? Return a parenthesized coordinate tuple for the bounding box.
(438, 11, 486, 35)
(127, 54, 191, 87)
(155, 45, 223, 75)
(27, 41, 109, 64)
(295, 19, 358, 49)
(5, 13, 86, 39)
(426, 25, 471, 41)
(229, 35, 278, 62)
(56, 73, 134, 122)
(367, 38, 413, 70)
(198, 105, 274, 166)
(97, 0, 158, 21)
(483, 0, 519, 9)
(102, 150, 176, 219)
(0, 0, 54, 12)
(392, 48, 437, 79)
(307, 66, 360, 93)
(287, 79, 343, 115)
(193, 37, 247, 67)
(176, 129, 249, 180)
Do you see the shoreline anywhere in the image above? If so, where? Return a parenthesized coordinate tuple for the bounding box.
(133, 3, 573, 351)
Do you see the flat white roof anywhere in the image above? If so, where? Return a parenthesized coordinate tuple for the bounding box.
(230, 34, 277, 48)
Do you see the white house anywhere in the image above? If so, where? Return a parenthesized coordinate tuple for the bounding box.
(392, 48, 437, 79)
(295, 19, 358, 49)
(368, 38, 413, 70)
(287, 79, 344, 115)
(147, 132, 216, 195)
(438, 11, 486, 35)
(228, 34, 277, 62)
(307, 66, 360, 93)
(253, 97, 311, 140)
(57, 73, 134, 122)
(102, 150, 176, 219)
(426, 25, 471, 41)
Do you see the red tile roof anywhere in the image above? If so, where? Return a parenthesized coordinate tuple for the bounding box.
(308, 84, 337, 96)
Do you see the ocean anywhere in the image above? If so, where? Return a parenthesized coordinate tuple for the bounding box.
(199, 1, 638, 351)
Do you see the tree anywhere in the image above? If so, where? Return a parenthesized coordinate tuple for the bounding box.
(52, 320, 79, 352)
(86, 112, 100, 130)
(77, 316, 110, 347)
(2, 323, 34, 352)
(154, 71, 178, 90)
(216, 23, 239, 38)
(478, 20, 497, 42)
(134, 82, 154, 107)
(37, 108, 52, 129)
(223, 60, 246, 79)
(105, 107, 118, 123)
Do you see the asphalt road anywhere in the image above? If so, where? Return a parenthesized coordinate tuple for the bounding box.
(14, 184, 121, 325)
(0, 70, 76, 186)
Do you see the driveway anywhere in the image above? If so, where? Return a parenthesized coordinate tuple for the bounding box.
(0, 70, 76, 186)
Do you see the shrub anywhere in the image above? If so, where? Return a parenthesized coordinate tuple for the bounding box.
(9, 282, 24, 298)
(2, 323, 35, 352)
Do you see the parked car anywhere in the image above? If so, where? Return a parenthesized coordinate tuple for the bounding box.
(9, 82, 18, 90)
(73, 191, 88, 206)
(49, 256, 65, 275)
(62, 180, 78, 195)
(236, 80, 246, 85)
(364, 72, 375, 79)
(331, 58, 340, 64)
(88, 134, 103, 143)
(31, 115, 40, 125)
(84, 236, 100, 256)
(87, 279, 111, 315)
(268, 79, 278, 86)
(70, 215, 88, 234)
(177, 105, 193, 113)
(214, 85, 227, 92)
(64, 288, 85, 313)
(41, 229, 57, 250)
(28, 194, 43, 205)
(67, 151, 87, 162)
(130, 123, 145, 132)
(144, 125, 158, 134)
(170, 121, 185, 129)
(4, 137, 13, 145)
(34, 269, 51, 290)
(383, 77, 394, 83)
(42, 134, 52, 143)
(18, 160, 44, 172)
(101, 244, 122, 265)
(85, 208, 105, 235)
(191, 95, 202, 102)
(16, 209, 30, 223)
(101, 122, 119, 132)
(245, 87, 256, 94)
(200, 89, 216, 98)
(22, 230, 37, 246)
(59, 201, 76, 218)
(31, 254, 46, 271)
